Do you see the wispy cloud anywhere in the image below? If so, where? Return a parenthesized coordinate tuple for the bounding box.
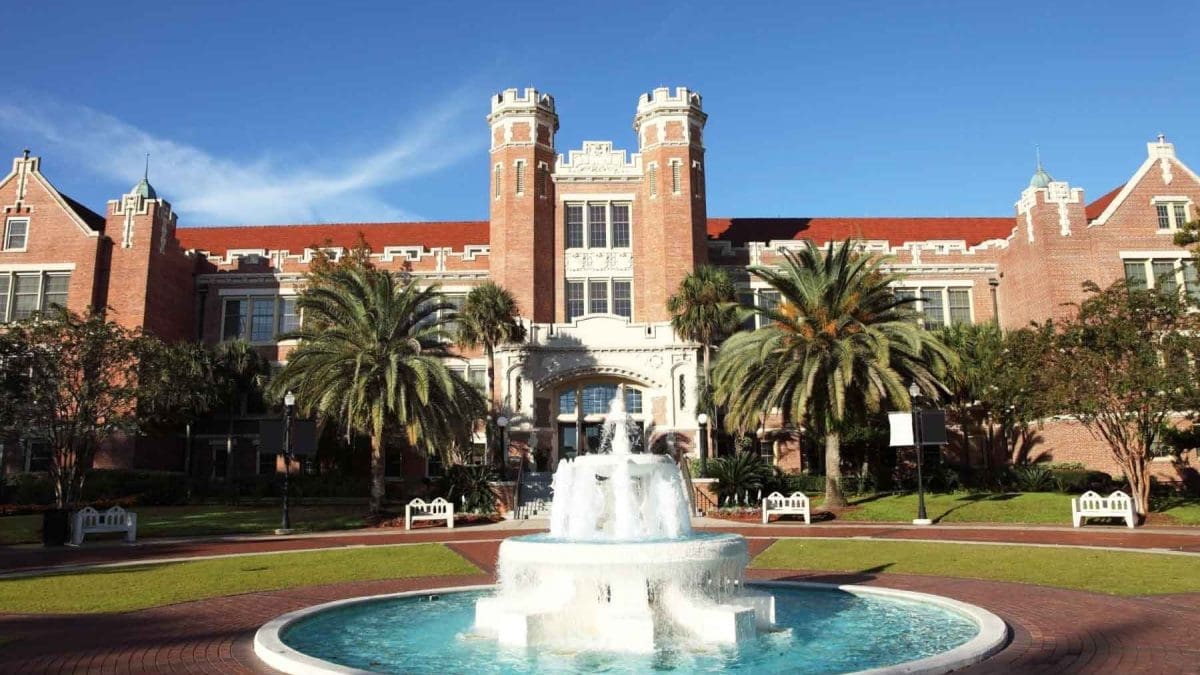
(0, 90, 484, 224)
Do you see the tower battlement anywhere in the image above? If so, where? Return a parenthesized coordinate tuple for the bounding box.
(490, 88, 556, 116)
(636, 87, 702, 114)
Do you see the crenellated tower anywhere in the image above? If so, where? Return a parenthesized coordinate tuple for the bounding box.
(633, 87, 708, 322)
(487, 88, 559, 322)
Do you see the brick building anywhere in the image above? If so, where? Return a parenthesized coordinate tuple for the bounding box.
(2, 87, 1198, 484)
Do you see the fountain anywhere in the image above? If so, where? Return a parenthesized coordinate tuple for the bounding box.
(473, 395, 775, 651)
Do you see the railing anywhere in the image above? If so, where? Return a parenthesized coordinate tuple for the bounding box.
(511, 455, 525, 518)
(678, 456, 718, 516)
(691, 483, 718, 514)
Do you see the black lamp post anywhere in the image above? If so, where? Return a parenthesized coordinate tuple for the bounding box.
(277, 390, 295, 535)
(909, 382, 931, 525)
(697, 413, 710, 476)
(496, 415, 509, 468)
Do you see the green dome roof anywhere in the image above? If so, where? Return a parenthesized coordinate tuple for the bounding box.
(1029, 166, 1054, 189)
(131, 177, 157, 199)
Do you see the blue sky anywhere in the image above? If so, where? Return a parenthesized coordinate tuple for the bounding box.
(3, 1, 1198, 226)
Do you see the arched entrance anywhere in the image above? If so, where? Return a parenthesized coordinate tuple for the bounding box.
(552, 377, 648, 465)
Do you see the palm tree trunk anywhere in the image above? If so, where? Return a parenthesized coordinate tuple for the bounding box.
(703, 343, 714, 456)
(824, 431, 847, 508)
(369, 422, 385, 516)
(486, 342, 497, 465)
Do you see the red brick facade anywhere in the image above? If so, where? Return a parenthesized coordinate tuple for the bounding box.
(3, 90, 1199, 485)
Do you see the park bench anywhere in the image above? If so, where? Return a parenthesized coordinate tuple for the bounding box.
(762, 491, 811, 524)
(70, 506, 137, 545)
(1071, 490, 1136, 528)
(405, 497, 455, 530)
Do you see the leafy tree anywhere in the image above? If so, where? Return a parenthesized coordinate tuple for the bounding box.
(272, 262, 486, 514)
(1048, 280, 1200, 519)
(667, 265, 742, 454)
(211, 339, 271, 479)
(455, 282, 526, 464)
(713, 240, 955, 508)
(0, 308, 200, 509)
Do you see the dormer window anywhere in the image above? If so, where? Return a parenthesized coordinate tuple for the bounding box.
(4, 218, 29, 251)
(1152, 198, 1191, 231)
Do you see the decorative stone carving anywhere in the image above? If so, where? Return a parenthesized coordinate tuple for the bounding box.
(556, 141, 643, 179)
(565, 248, 633, 273)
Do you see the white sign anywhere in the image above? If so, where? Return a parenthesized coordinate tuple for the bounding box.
(888, 412, 914, 447)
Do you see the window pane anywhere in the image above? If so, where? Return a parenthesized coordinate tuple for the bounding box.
(624, 388, 643, 414)
(1175, 203, 1189, 228)
(1153, 261, 1178, 293)
(612, 204, 631, 248)
(1184, 261, 1200, 303)
(223, 299, 247, 340)
(0, 274, 9, 322)
(589, 280, 609, 314)
(613, 280, 632, 318)
(493, 164, 501, 198)
(468, 368, 486, 391)
(1124, 261, 1148, 290)
(4, 220, 28, 250)
(756, 290, 781, 329)
(948, 288, 971, 325)
(588, 204, 607, 248)
(558, 389, 576, 414)
(921, 288, 945, 330)
(277, 297, 300, 334)
(12, 273, 39, 320)
(515, 161, 525, 195)
(649, 165, 658, 197)
(737, 292, 755, 331)
(671, 162, 682, 194)
(41, 273, 69, 311)
(565, 204, 584, 248)
(1157, 204, 1171, 229)
(250, 298, 275, 341)
(27, 441, 51, 473)
(258, 453, 277, 475)
(583, 384, 617, 415)
(442, 294, 465, 339)
(566, 281, 585, 321)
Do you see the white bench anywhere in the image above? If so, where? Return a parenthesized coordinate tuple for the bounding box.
(1072, 490, 1136, 528)
(762, 491, 811, 524)
(70, 506, 137, 545)
(405, 497, 455, 530)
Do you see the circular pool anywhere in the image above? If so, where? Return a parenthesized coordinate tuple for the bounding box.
(255, 581, 1007, 674)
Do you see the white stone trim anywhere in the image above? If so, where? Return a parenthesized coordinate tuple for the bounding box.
(0, 262, 75, 272)
(217, 287, 299, 296)
(1117, 250, 1191, 259)
(558, 192, 637, 202)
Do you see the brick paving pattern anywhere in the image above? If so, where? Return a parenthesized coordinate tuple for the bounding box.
(1, 524, 1198, 673)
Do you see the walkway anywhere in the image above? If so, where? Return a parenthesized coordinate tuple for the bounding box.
(1, 522, 1198, 673)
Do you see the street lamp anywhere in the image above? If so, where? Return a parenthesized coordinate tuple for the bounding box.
(496, 416, 509, 468)
(276, 391, 296, 535)
(908, 383, 931, 526)
(697, 413, 710, 476)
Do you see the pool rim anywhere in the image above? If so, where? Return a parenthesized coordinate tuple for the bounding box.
(253, 581, 1009, 675)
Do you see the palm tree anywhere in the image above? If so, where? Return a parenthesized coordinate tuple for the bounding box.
(212, 339, 271, 480)
(713, 239, 955, 508)
(273, 264, 485, 514)
(667, 265, 741, 456)
(455, 281, 526, 464)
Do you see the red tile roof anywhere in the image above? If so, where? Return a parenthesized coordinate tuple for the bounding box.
(176, 216, 1019, 255)
(176, 221, 489, 255)
(706, 217, 1015, 248)
(1085, 185, 1124, 221)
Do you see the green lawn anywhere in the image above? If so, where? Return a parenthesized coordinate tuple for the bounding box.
(0, 544, 478, 614)
(751, 539, 1200, 596)
(807, 491, 1200, 526)
(0, 504, 368, 546)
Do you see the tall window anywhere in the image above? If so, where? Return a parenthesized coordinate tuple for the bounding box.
(1124, 258, 1200, 300)
(565, 204, 584, 248)
(0, 271, 70, 322)
(1124, 261, 1148, 290)
(613, 280, 632, 318)
(670, 160, 682, 194)
(566, 281, 585, 321)
(624, 387, 643, 414)
(1153, 260, 1178, 294)
(278, 297, 300, 334)
(222, 295, 299, 342)
(25, 440, 51, 472)
(612, 204, 631, 248)
(538, 163, 550, 197)
(250, 298, 275, 342)
(223, 299, 248, 340)
(588, 204, 607, 248)
(920, 288, 945, 330)
(3, 218, 28, 250)
(649, 164, 658, 197)
(754, 290, 781, 329)
(589, 280, 609, 314)
(514, 160, 526, 195)
(948, 289, 972, 325)
(493, 164, 502, 198)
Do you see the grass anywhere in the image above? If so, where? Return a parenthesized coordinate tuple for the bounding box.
(0, 504, 368, 545)
(751, 539, 1200, 596)
(806, 491, 1200, 526)
(0, 544, 478, 614)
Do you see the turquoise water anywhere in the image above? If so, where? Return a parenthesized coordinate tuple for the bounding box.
(281, 586, 979, 674)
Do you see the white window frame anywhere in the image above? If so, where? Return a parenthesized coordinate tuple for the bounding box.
(564, 277, 633, 321)
(220, 293, 300, 345)
(891, 283, 975, 330)
(0, 270, 71, 323)
(564, 201, 633, 251)
(1120, 255, 1200, 298)
(3, 218, 29, 252)
(1151, 197, 1193, 232)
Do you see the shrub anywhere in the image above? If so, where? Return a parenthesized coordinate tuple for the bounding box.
(81, 470, 189, 505)
(708, 452, 771, 505)
(1011, 464, 1055, 492)
(438, 464, 497, 514)
(3, 473, 55, 505)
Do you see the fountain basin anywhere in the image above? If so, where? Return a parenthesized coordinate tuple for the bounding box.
(255, 581, 1009, 674)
